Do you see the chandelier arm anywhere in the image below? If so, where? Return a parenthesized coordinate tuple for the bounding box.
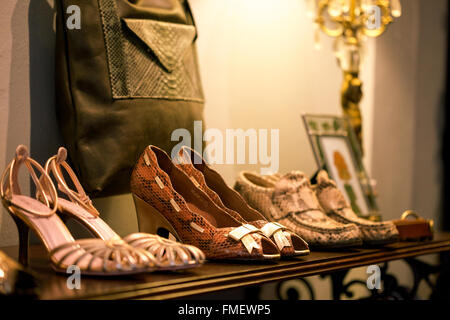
(316, 1, 344, 38)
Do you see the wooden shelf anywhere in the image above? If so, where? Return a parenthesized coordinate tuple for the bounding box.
(2, 232, 450, 300)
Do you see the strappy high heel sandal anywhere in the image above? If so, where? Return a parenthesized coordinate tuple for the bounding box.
(130, 145, 281, 261)
(175, 146, 310, 257)
(1, 145, 156, 276)
(43, 147, 204, 270)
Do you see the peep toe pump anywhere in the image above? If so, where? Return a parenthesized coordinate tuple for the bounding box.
(175, 146, 310, 257)
(130, 145, 281, 261)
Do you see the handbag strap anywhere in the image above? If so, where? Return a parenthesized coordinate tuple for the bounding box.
(181, 0, 198, 41)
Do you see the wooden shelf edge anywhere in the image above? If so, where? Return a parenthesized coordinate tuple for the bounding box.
(80, 239, 450, 300)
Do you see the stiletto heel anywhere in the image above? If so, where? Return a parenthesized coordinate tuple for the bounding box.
(1, 145, 158, 276)
(132, 194, 181, 241)
(11, 215, 29, 266)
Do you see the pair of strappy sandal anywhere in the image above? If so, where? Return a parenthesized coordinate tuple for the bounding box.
(0, 145, 204, 276)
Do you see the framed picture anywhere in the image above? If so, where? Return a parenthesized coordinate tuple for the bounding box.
(302, 114, 379, 219)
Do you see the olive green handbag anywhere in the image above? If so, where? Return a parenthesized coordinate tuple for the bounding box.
(55, 0, 204, 196)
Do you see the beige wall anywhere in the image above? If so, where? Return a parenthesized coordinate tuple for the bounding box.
(372, 0, 446, 224)
(193, 0, 375, 183)
(0, 0, 33, 245)
(369, 0, 447, 293)
(0, 0, 446, 299)
(0, 0, 63, 246)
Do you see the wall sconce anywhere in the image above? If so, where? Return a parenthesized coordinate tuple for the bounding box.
(306, 0, 401, 153)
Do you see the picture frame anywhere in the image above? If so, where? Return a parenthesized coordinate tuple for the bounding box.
(301, 113, 379, 220)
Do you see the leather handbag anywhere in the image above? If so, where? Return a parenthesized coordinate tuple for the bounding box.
(55, 0, 204, 196)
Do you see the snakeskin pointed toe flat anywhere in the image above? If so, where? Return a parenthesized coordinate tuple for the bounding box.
(234, 171, 363, 249)
(313, 170, 399, 245)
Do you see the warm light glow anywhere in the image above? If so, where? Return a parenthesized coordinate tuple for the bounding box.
(314, 24, 322, 50)
(306, 0, 316, 18)
(391, 0, 402, 17)
(305, 0, 402, 45)
(361, 0, 373, 11)
(328, 0, 342, 17)
(341, 2, 350, 13)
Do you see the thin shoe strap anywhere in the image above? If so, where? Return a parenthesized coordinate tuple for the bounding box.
(0, 145, 58, 217)
(45, 147, 99, 218)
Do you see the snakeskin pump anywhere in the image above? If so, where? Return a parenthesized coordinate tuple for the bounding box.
(130, 146, 281, 261)
(174, 146, 309, 257)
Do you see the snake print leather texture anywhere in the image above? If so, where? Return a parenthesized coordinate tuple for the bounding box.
(130, 146, 280, 260)
(314, 170, 399, 245)
(234, 171, 363, 248)
(174, 147, 309, 256)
